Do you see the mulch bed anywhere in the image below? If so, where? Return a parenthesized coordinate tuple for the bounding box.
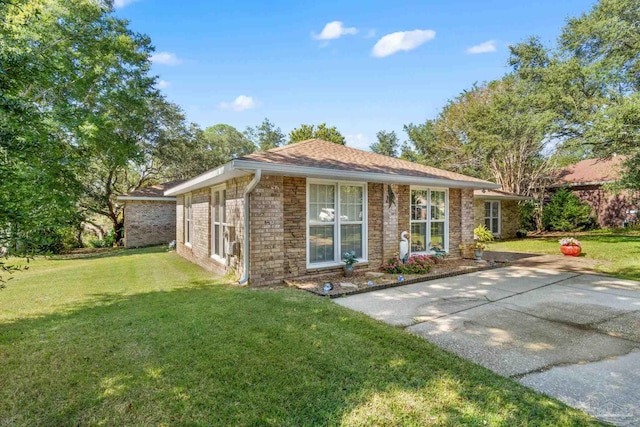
(286, 258, 507, 298)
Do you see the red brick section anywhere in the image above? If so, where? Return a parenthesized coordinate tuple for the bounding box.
(397, 185, 410, 242)
(460, 189, 475, 258)
(283, 177, 306, 278)
(249, 175, 285, 286)
(124, 200, 176, 248)
(240, 139, 493, 185)
(449, 189, 462, 257)
(368, 183, 384, 268)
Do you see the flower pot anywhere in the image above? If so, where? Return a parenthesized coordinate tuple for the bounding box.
(560, 245, 581, 257)
(473, 248, 484, 261)
(343, 265, 354, 277)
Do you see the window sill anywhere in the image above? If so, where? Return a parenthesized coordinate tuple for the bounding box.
(185, 243, 192, 249)
(306, 261, 369, 271)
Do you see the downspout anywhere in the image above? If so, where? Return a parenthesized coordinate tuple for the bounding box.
(238, 169, 262, 285)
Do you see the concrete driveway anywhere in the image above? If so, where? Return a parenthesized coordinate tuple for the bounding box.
(334, 264, 640, 426)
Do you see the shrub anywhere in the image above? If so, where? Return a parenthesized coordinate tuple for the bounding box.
(89, 230, 116, 248)
(381, 254, 435, 274)
(518, 200, 538, 231)
(542, 188, 595, 231)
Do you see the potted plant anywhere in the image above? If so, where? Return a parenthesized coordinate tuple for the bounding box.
(342, 251, 359, 277)
(470, 225, 494, 260)
(559, 237, 581, 256)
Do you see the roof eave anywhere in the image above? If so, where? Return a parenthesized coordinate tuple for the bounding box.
(117, 196, 177, 201)
(164, 163, 250, 196)
(233, 160, 500, 190)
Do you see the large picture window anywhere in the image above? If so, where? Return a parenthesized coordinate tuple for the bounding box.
(410, 188, 448, 254)
(484, 201, 500, 235)
(307, 181, 367, 266)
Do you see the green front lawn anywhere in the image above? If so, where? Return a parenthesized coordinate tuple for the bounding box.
(0, 248, 601, 426)
(489, 231, 640, 281)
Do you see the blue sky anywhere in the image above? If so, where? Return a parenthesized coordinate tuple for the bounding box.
(114, 0, 596, 151)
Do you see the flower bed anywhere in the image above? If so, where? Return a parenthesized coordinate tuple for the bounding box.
(286, 258, 505, 298)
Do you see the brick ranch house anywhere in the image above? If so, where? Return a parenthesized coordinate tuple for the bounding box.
(550, 156, 638, 227)
(164, 139, 500, 286)
(473, 189, 530, 239)
(117, 181, 184, 248)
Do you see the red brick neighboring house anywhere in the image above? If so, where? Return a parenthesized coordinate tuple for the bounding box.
(550, 156, 638, 227)
(164, 139, 499, 286)
(117, 181, 184, 248)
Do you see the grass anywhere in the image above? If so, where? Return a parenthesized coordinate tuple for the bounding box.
(489, 230, 640, 281)
(0, 247, 603, 426)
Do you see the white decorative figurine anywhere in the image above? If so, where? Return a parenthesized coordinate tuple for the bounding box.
(399, 231, 409, 263)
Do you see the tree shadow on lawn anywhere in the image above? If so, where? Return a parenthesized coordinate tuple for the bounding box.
(0, 286, 601, 426)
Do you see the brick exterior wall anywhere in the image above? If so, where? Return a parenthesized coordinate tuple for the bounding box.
(283, 177, 306, 278)
(568, 186, 637, 228)
(460, 189, 475, 258)
(248, 175, 285, 286)
(124, 200, 176, 248)
(173, 173, 478, 286)
(473, 198, 520, 239)
(175, 176, 250, 277)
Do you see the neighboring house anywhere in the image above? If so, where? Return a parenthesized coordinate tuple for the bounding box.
(550, 156, 637, 227)
(473, 189, 530, 239)
(164, 139, 499, 286)
(117, 181, 184, 248)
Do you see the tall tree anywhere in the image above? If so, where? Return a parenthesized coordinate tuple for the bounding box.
(245, 118, 286, 151)
(289, 123, 346, 145)
(370, 130, 399, 157)
(203, 124, 256, 159)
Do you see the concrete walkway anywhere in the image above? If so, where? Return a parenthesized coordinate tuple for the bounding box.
(334, 265, 640, 426)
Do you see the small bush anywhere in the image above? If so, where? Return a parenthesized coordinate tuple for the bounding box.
(518, 200, 538, 231)
(89, 230, 116, 248)
(543, 188, 595, 231)
(381, 254, 435, 274)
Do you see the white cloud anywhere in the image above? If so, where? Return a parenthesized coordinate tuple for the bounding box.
(313, 21, 358, 40)
(150, 52, 182, 66)
(466, 40, 497, 54)
(113, 0, 138, 8)
(218, 95, 256, 112)
(157, 79, 171, 89)
(345, 133, 371, 151)
(372, 29, 436, 58)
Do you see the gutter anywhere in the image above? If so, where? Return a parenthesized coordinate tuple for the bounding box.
(238, 169, 262, 285)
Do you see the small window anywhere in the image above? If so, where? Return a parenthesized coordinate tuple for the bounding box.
(484, 201, 500, 235)
(184, 194, 192, 245)
(410, 188, 448, 253)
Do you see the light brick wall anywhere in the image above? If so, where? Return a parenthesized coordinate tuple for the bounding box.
(460, 189, 475, 258)
(379, 184, 397, 262)
(124, 200, 176, 248)
(397, 185, 410, 239)
(368, 183, 384, 268)
(175, 176, 250, 277)
(473, 198, 520, 239)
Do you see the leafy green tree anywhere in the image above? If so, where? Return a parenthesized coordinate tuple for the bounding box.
(204, 124, 256, 159)
(245, 118, 286, 151)
(542, 188, 595, 231)
(289, 123, 346, 145)
(370, 130, 399, 157)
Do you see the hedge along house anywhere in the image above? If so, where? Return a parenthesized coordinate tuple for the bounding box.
(473, 189, 530, 239)
(164, 139, 499, 286)
(117, 181, 184, 248)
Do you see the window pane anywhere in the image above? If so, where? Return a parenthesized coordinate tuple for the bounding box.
(213, 192, 220, 222)
(340, 185, 363, 222)
(410, 222, 427, 252)
(411, 190, 428, 221)
(431, 191, 445, 220)
(485, 218, 491, 229)
(485, 202, 491, 218)
(214, 224, 220, 256)
(340, 224, 362, 258)
(492, 218, 499, 233)
(309, 225, 334, 263)
(492, 202, 499, 217)
(309, 184, 335, 222)
(430, 221, 445, 250)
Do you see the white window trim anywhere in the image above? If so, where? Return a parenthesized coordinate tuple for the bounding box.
(409, 186, 449, 255)
(210, 185, 227, 263)
(184, 193, 193, 247)
(306, 179, 368, 269)
(484, 200, 501, 236)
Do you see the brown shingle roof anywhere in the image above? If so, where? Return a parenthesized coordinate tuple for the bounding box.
(125, 180, 186, 198)
(239, 139, 491, 185)
(553, 156, 626, 186)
